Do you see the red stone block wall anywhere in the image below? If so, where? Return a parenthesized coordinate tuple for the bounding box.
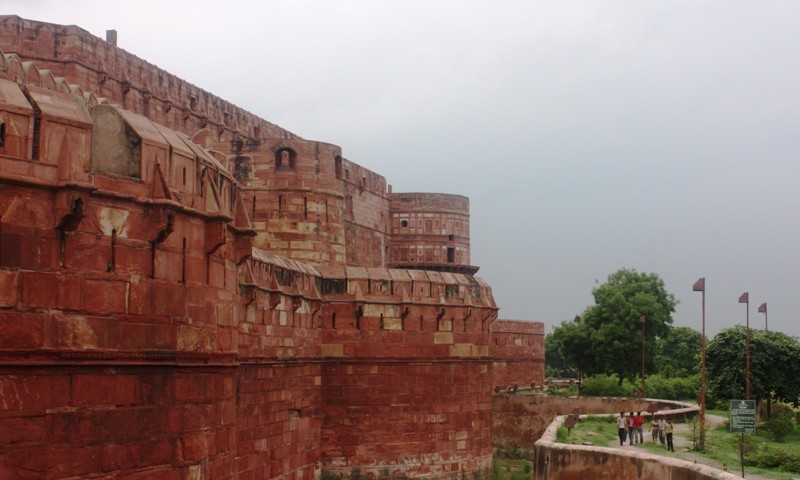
(236, 364, 322, 480)
(322, 361, 493, 479)
(316, 267, 498, 478)
(0, 366, 236, 480)
(491, 320, 545, 389)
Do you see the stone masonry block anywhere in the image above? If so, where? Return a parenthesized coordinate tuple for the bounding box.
(321, 344, 344, 357)
(0, 311, 44, 348)
(0, 270, 18, 306)
(20, 271, 82, 310)
(434, 332, 453, 345)
(82, 278, 128, 314)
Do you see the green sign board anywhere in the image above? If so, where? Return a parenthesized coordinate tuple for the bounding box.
(730, 399, 756, 434)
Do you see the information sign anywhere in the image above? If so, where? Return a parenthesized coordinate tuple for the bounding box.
(730, 399, 756, 434)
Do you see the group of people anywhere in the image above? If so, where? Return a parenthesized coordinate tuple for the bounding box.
(617, 412, 674, 452)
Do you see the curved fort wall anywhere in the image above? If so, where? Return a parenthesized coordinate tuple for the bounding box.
(388, 193, 475, 275)
(0, 16, 544, 480)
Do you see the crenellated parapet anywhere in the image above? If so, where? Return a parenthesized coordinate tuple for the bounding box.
(0, 16, 294, 149)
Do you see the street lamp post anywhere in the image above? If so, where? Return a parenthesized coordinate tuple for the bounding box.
(638, 315, 646, 399)
(758, 302, 768, 332)
(739, 292, 751, 400)
(573, 315, 582, 395)
(693, 277, 706, 450)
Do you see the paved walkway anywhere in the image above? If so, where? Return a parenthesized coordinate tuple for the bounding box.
(606, 415, 772, 479)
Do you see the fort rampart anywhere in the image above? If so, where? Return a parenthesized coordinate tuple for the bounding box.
(0, 16, 544, 480)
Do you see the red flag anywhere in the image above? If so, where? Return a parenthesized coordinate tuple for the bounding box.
(758, 302, 767, 313)
(738, 292, 749, 304)
(692, 277, 705, 292)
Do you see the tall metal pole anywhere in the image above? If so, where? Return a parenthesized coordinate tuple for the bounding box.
(573, 315, 582, 395)
(693, 277, 706, 450)
(739, 292, 750, 401)
(758, 302, 768, 332)
(639, 315, 646, 398)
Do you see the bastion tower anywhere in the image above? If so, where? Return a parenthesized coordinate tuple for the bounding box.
(0, 16, 543, 480)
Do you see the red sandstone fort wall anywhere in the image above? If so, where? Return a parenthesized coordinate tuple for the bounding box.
(491, 320, 545, 390)
(0, 16, 545, 480)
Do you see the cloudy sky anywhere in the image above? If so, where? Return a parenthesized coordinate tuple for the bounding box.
(7, 1, 800, 338)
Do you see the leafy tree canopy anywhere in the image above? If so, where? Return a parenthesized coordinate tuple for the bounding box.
(561, 268, 678, 385)
(707, 326, 800, 406)
(655, 326, 701, 377)
(545, 321, 579, 378)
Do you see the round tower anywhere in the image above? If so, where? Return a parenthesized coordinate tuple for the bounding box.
(388, 192, 478, 274)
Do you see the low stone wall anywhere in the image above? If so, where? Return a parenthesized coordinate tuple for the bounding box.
(534, 414, 739, 480)
(493, 395, 697, 450)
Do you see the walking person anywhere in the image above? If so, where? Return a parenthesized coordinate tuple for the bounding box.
(666, 419, 675, 452)
(617, 412, 627, 446)
(649, 416, 658, 442)
(626, 411, 636, 445)
(634, 412, 644, 444)
(658, 417, 666, 446)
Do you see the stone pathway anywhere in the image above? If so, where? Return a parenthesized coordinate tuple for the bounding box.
(606, 415, 773, 480)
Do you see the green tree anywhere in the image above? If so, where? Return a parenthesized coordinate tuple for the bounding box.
(545, 321, 579, 378)
(655, 326, 701, 377)
(562, 268, 677, 386)
(707, 326, 800, 406)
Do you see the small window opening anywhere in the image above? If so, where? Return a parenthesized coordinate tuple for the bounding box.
(276, 148, 295, 172)
(447, 248, 455, 263)
(335, 155, 343, 180)
(0, 122, 5, 147)
(401, 220, 409, 228)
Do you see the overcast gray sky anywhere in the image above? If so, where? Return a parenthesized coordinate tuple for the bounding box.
(7, 1, 799, 339)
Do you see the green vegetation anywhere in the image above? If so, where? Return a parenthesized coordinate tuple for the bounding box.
(548, 268, 678, 386)
(558, 415, 618, 446)
(707, 327, 800, 408)
(493, 445, 533, 480)
(654, 326, 701, 378)
(579, 373, 699, 400)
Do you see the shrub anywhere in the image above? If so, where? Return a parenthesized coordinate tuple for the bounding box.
(579, 375, 627, 397)
(577, 374, 699, 400)
(555, 426, 569, 443)
(745, 445, 800, 472)
(764, 415, 795, 442)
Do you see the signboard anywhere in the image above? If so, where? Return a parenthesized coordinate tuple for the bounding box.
(730, 399, 756, 434)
